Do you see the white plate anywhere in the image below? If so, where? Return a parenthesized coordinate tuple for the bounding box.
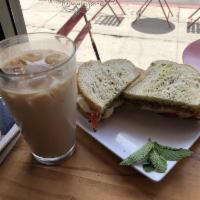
(77, 104, 200, 182)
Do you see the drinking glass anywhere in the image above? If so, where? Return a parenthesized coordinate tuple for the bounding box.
(0, 33, 77, 165)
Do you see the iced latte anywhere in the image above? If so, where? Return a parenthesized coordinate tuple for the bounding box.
(0, 34, 77, 164)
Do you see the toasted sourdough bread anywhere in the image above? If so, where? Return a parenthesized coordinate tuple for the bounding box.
(124, 60, 200, 118)
(77, 59, 140, 115)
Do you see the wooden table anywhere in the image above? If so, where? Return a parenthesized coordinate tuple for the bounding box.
(0, 127, 200, 200)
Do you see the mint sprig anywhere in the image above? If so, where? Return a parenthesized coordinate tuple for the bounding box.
(154, 142, 192, 161)
(120, 140, 192, 173)
(120, 141, 154, 165)
(149, 150, 167, 173)
(143, 163, 155, 172)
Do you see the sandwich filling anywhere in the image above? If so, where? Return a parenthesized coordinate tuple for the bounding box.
(77, 94, 124, 129)
(126, 98, 199, 118)
(124, 61, 200, 119)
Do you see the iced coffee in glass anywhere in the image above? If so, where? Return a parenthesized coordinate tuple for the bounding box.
(0, 33, 77, 165)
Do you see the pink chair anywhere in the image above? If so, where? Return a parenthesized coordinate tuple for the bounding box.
(57, 5, 100, 61)
(183, 39, 200, 71)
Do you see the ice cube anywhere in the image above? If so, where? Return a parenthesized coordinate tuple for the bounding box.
(3, 58, 27, 74)
(21, 51, 42, 62)
(45, 53, 66, 66)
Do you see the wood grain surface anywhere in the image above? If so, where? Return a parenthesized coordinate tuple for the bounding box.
(0, 127, 200, 200)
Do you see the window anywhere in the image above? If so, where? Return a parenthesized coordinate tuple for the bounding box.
(0, 0, 26, 40)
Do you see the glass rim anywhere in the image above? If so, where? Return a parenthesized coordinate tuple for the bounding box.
(0, 32, 76, 78)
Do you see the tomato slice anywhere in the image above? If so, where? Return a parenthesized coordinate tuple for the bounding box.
(91, 112, 100, 131)
(165, 112, 178, 117)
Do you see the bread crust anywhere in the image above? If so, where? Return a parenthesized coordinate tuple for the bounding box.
(123, 60, 200, 117)
(77, 60, 103, 113)
(77, 59, 141, 114)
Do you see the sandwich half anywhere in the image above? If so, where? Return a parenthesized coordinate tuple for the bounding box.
(77, 59, 140, 130)
(124, 60, 200, 118)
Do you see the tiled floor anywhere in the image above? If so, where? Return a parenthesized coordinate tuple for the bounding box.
(20, 0, 200, 69)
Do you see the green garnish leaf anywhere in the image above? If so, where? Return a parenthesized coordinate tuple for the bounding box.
(143, 163, 155, 172)
(120, 141, 154, 165)
(149, 150, 167, 173)
(120, 140, 193, 173)
(155, 142, 193, 161)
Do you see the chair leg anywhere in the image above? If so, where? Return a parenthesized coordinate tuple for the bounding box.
(89, 31, 101, 61)
(91, 2, 108, 21)
(188, 16, 200, 29)
(106, 0, 121, 22)
(84, 15, 101, 61)
(91, 0, 121, 23)
(163, 0, 173, 17)
(136, 0, 150, 15)
(159, 0, 171, 28)
(115, 0, 126, 15)
(133, 0, 153, 24)
(188, 8, 200, 19)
